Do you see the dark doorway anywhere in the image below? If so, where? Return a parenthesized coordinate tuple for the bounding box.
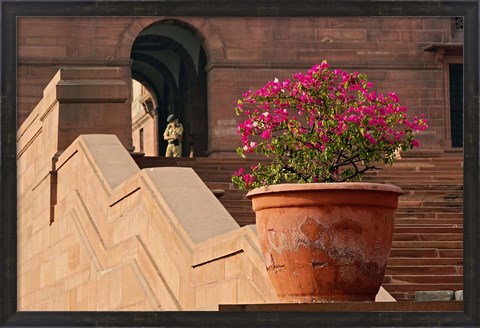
(130, 21, 208, 157)
(449, 64, 463, 148)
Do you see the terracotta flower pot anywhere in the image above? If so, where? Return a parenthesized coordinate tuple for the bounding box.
(247, 182, 403, 302)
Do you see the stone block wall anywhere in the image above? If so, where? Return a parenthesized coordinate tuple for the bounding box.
(17, 16, 462, 155)
(17, 68, 280, 310)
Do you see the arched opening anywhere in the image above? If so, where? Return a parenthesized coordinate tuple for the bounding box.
(130, 20, 208, 157)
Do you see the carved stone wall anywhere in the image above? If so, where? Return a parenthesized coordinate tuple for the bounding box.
(17, 17, 460, 154)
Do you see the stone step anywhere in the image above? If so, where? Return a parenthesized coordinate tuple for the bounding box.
(398, 200, 463, 207)
(391, 240, 462, 249)
(190, 171, 243, 179)
(385, 265, 463, 275)
(364, 177, 463, 184)
(400, 148, 461, 158)
(387, 292, 414, 301)
(395, 213, 463, 219)
(220, 192, 464, 201)
(229, 215, 255, 224)
(218, 185, 464, 193)
(204, 174, 463, 184)
(222, 203, 463, 213)
(394, 227, 463, 234)
(415, 290, 460, 302)
(371, 164, 463, 171)
(382, 283, 463, 293)
(237, 220, 256, 226)
(135, 155, 462, 163)
(220, 198, 464, 207)
(221, 210, 464, 221)
(204, 182, 233, 190)
(389, 248, 462, 258)
(400, 195, 463, 203)
(224, 214, 465, 227)
(394, 183, 463, 189)
(396, 211, 463, 217)
(386, 257, 463, 266)
(384, 275, 463, 284)
(223, 206, 254, 214)
(219, 195, 249, 202)
(217, 188, 248, 194)
(366, 170, 463, 176)
(224, 210, 255, 219)
(393, 233, 463, 241)
(145, 164, 463, 174)
(396, 207, 463, 214)
(394, 218, 463, 225)
(373, 164, 463, 171)
(134, 157, 269, 169)
(135, 156, 463, 173)
(402, 190, 463, 198)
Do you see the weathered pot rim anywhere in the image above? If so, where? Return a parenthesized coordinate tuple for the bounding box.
(246, 182, 403, 199)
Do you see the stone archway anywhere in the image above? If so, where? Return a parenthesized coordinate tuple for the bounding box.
(130, 20, 209, 157)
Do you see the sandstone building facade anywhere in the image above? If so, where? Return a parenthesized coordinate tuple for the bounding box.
(18, 16, 463, 157)
(16, 16, 464, 310)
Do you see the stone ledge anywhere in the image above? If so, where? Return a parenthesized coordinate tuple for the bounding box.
(455, 290, 463, 301)
(415, 290, 454, 302)
(400, 148, 445, 158)
(219, 301, 463, 312)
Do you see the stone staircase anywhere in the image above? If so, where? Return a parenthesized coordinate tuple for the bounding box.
(133, 152, 464, 301)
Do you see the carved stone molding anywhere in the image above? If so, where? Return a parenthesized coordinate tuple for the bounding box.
(423, 43, 463, 64)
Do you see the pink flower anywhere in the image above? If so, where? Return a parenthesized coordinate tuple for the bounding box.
(320, 61, 330, 70)
(242, 174, 256, 187)
(231, 60, 428, 189)
(388, 92, 399, 102)
(233, 168, 244, 177)
(364, 133, 377, 144)
(346, 114, 360, 124)
(242, 90, 252, 98)
(260, 130, 271, 139)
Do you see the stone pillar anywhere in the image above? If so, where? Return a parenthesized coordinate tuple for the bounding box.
(17, 66, 133, 224)
(51, 66, 133, 153)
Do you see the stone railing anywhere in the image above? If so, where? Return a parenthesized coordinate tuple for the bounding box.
(47, 134, 276, 310)
(16, 67, 279, 310)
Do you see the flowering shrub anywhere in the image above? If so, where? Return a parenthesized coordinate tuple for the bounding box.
(232, 61, 428, 190)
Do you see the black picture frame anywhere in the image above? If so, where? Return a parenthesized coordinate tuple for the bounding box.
(1, 1, 479, 327)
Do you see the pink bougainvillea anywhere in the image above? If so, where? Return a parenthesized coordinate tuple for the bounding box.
(232, 61, 428, 190)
